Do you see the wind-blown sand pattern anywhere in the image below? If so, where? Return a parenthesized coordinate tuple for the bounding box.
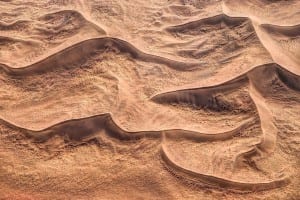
(0, 0, 299, 199)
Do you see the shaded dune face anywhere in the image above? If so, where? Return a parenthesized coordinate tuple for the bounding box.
(166, 15, 254, 60)
(151, 64, 300, 109)
(160, 13, 272, 75)
(0, 0, 300, 199)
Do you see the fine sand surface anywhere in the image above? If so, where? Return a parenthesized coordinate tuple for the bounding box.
(0, 0, 300, 199)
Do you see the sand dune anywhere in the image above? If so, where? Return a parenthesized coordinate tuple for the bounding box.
(161, 144, 290, 192)
(0, 9, 105, 67)
(0, 112, 256, 143)
(0, 37, 201, 75)
(0, 0, 299, 199)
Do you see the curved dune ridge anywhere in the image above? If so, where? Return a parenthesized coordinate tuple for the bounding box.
(160, 144, 290, 192)
(259, 24, 300, 70)
(0, 0, 299, 199)
(151, 63, 298, 176)
(0, 9, 106, 67)
(161, 10, 271, 72)
(1, 112, 289, 192)
(165, 14, 248, 32)
(0, 113, 255, 144)
(0, 37, 201, 75)
(151, 63, 300, 104)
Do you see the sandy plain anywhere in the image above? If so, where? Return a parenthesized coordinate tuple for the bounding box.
(0, 0, 299, 199)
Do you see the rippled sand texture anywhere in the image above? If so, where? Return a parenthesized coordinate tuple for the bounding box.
(0, 0, 300, 199)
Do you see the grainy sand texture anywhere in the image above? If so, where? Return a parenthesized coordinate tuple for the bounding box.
(0, 0, 300, 199)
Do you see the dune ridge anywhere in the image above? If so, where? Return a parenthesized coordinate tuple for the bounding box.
(160, 144, 290, 192)
(0, 37, 202, 76)
(0, 112, 254, 143)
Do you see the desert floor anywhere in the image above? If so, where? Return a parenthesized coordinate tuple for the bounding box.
(0, 0, 300, 199)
